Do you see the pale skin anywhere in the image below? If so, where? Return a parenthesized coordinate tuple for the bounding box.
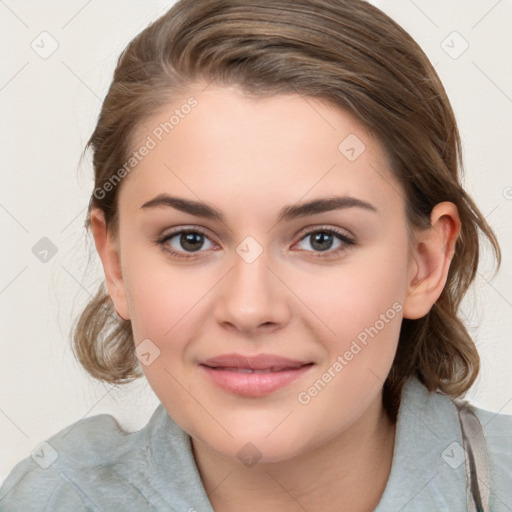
(91, 85, 460, 511)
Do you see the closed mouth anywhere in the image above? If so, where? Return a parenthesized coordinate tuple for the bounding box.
(203, 364, 313, 373)
(199, 354, 315, 397)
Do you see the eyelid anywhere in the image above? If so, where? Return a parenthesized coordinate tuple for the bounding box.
(155, 224, 356, 260)
(291, 225, 356, 258)
(158, 225, 214, 240)
(294, 224, 355, 242)
(153, 225, 216, 259)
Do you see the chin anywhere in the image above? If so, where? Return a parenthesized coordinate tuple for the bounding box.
(195, 418, 320, 466)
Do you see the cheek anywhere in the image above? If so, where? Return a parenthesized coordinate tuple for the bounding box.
(289, 251, 408, 432)
(121, 254, 209, 427)
(301, 247, 409, 345)
(122, 244, 213, 341)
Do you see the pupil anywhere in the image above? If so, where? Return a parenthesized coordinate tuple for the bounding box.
(311, 232, 333, 251)
(181, 232, 203, 252)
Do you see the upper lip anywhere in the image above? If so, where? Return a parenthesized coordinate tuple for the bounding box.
(200, 353, 312, 371)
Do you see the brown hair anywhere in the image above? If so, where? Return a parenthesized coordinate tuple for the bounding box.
(73, 0, 501, 419)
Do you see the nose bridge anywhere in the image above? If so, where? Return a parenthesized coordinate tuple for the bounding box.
(214, 238, 290, 332)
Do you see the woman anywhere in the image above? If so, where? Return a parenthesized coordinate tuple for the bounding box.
(1, 1, 510, 510)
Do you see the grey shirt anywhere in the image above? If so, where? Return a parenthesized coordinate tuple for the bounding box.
(1, 377, 511, 511)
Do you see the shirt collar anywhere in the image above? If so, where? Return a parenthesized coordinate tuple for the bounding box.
(145, 376, 467, 511)
(375, 376, 467, 511)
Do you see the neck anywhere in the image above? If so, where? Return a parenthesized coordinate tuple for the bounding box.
(191, 391, 396, 512)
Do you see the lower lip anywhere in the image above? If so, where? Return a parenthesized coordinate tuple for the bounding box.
(200, 364, 313, 397)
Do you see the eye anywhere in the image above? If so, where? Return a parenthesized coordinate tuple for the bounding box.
(294, 227, 355, 257)
(156, 228, 217, 259)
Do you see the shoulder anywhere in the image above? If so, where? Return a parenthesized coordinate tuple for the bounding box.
(467, 401, 512, 508)
(402, 378, 512, 510)
(402, 377, 512, 453)
(0, 406, 166, 511)
(469, 400, 512, 453)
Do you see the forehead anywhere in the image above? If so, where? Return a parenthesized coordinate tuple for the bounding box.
(119, 86, 405, 222)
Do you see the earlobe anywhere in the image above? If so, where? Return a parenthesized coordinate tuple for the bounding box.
(402, 202, 460, 320)
(89, 208, 131, 320)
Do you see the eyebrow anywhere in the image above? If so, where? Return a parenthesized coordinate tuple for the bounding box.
(140, 194, 377, 222)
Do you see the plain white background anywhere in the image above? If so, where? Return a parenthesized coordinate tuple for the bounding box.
(0, 0, 511, 483)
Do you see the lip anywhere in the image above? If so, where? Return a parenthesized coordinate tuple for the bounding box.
(199, 353, 314, 397)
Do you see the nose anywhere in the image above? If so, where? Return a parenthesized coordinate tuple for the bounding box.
(213, 246, 292, 335)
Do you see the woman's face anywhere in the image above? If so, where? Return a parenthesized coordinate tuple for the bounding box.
(110, 86, 418, 463)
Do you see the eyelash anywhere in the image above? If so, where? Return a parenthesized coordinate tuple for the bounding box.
(155, 226, 356, 261)
(155, 227, 213, 260)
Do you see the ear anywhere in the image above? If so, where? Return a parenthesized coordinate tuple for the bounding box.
(89, 208, 130, 320)
(402, 202, 460, 320)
